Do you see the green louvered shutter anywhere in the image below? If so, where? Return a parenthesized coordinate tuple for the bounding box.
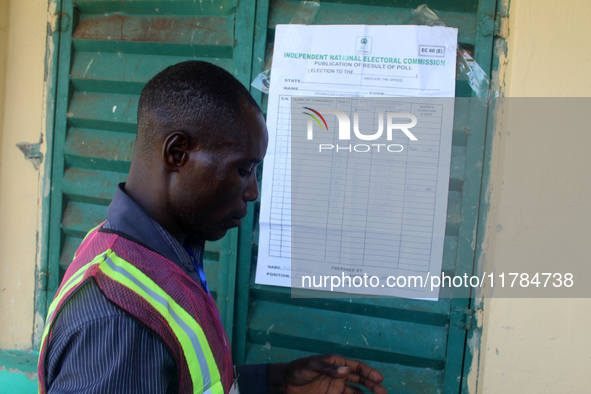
(46, 0, 499, 392)
(231, 1, 498, 393)
(45, 0, 259, 339)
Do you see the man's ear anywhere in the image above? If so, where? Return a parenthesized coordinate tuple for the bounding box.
(162, 131, 191, 171)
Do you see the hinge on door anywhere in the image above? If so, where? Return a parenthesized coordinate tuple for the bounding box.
(451, 308, 474, 331)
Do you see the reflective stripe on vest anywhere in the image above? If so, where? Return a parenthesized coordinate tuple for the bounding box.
(41, 251, 108, 339)
(40, 249, 224, 394)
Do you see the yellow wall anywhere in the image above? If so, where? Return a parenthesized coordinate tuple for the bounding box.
(476, 0, 591, 392)
(0, 0, 8, 163)
(0, 0, 48, 349)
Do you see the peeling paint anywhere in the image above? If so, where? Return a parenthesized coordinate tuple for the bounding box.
(496, 17, 510, 39)
(2, 368, 38, 381)
(16, 135, 44, 170)
(47, 1, 59, 33)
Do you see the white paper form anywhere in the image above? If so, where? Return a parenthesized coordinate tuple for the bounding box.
(255, 25, 458, 299)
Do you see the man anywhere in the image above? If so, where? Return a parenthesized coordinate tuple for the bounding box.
(38, 61, 387, 394)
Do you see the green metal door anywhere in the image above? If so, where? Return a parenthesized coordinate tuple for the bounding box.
(231, 1, 498, 393)
(41, 0, 260, 340)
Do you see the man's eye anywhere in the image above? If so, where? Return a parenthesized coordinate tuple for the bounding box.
(238, 168, 253, 177)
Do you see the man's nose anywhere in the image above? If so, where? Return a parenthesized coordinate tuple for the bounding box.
(244, 174, 259, 202)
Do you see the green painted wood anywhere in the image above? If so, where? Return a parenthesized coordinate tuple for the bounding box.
(34, 0, 64, 349)
(251, 284, 453, 321)
(233, 205, 257, 365)
(245, 345, 443, 394)
(213, 227, 239, 340)
(248, 0, 271, 107)
(42, 1, 499, 392)
(233, 0, 272, 366)
(46, 0, 76, 308)
(267, 0, 477, 45)
(230, 1, 498, 393)
(248, 301, 447, 366)
(62, 201, 108, 237)
(64, 129, 135, 173)
(62, 168, 127, 204)
(213, 0, 259, 340)
(72, 14, 235, 57)
(461, 1, 509, 392)
(59, 236, 84, 268)
(442, 0, 498, 391)
(68, 92, 138, 133)
(70, 52, 231, 95)
(43, 0, 259, 341)
(231, 0, 257, 85)
(446, 191, 463, 237)
(74, 0, 238, 16)
(450, 146, 467, 182)
(296, 0, 478, 14)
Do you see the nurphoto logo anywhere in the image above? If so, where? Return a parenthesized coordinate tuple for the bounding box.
(301, 107, 418, 153)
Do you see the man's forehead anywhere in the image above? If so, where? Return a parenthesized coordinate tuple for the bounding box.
(214, 129, 267, 159)
(216, 138, 266, 161)
(231, 110, 268, 142)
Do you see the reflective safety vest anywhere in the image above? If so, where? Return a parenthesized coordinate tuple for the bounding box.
(38, 223, 234, 394)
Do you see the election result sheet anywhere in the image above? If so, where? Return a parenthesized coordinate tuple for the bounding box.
(255, 25, 458, 299)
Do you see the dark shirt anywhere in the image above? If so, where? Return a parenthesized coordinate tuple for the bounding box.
(45, 184, 268, 393)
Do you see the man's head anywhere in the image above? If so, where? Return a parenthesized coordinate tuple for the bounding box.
(127, 61, 268, 242)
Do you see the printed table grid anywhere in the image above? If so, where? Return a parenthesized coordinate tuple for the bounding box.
(270, 96, 443, 273)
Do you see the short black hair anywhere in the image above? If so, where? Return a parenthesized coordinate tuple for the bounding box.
(136, 60, 262, 156)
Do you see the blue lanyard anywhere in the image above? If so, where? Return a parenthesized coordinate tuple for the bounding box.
(184, 245, 210, 295)
(184, 246, 223, 325)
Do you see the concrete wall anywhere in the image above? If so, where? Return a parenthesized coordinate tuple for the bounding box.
(476, 0, 591, 392)
(0, 0, 48, 350)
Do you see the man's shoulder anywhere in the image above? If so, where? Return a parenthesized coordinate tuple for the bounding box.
(51, 279, 130, 335)
(44, 278, 179, 393)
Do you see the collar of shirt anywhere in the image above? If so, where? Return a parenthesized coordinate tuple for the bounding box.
(103, 183, 205, 290)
